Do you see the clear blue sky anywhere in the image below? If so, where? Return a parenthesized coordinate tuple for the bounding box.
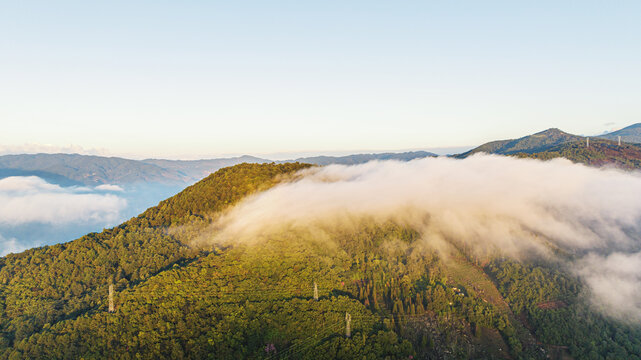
(1, 1, 640, 159)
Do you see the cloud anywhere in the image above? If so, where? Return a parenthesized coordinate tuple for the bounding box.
(0, 176, 60, 192)
(0, 176, 127, 225)
(576, 251, 641, 323)
(208, 155, 641, 322)
(95, 184, 125, 192)
(0, 233, 25, 256)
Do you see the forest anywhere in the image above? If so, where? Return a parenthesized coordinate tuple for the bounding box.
(0, 162, 639, 359)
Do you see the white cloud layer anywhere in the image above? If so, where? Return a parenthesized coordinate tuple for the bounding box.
(0, 176, 127, 225)
(211, 155, 641, 322)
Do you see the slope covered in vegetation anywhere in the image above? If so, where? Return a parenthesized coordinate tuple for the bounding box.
(0, 162, 640, 359)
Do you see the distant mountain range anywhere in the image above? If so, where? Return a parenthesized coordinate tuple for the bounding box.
(2, 123, 639, 186)
(0, 154, 182, 186)
(141, 156, 268, 184)
(285, 151, 436, 166)
(0, 151, 437, 186)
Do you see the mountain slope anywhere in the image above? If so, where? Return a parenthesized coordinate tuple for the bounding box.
(7, 219, 521, 359)
(457, 128, 581, 158)
(1, 162, 640, 359)
(598, 123, 641, 144)
(0, 163, 522, 359)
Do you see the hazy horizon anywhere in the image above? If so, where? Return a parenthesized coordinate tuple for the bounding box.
(0, 123, 634, 161)
(0, 144, 474, 161)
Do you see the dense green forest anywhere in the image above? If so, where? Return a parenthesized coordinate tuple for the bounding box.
(0, 162, 639, 359)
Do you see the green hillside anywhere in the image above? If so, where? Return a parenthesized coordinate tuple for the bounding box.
(0, 162, 640, 359)
(0, 162, 309, 358)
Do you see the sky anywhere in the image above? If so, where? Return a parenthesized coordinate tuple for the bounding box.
(1, 1, 640, 159)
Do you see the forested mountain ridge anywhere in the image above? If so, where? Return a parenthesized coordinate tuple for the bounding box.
(457, 127, 641, 170)
(0, 162, 640, 359)
(456, 128, 581, 158)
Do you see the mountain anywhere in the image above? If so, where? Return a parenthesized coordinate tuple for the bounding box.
(598, 123, 641, 144)
(291, 151, 437, 166)
(0, 162, 639, 359)
(457, 128, 581, 158)
(457, 126, 641, 170)
(0, 153, 273, 186)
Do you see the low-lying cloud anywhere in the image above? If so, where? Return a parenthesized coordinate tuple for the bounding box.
(0, 176, 127, 225)
(576, 251, 641, 321)
(209, 154, 641, 322)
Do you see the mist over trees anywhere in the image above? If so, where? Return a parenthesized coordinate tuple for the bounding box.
(0, 158, 639, 359)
